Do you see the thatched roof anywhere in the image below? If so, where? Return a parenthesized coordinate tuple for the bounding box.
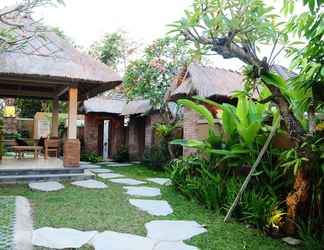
(83, 89, 127, 114)
(0, 14, 121, 101)
(84, 97, 127, 114)
(122, 99, 152, 116)
(168, 63, 244, 101)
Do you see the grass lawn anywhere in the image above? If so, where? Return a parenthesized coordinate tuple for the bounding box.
(0, 165, 295, 250)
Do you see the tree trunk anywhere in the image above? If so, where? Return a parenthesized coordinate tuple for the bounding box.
(286, 169, 312, 234)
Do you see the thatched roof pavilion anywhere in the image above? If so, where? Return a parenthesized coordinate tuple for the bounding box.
(168, 63, 244, 103)
(0, 13, 122, 167)
(0, 15, 122, 101)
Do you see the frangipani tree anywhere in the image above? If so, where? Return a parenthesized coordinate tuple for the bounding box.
(170, 0, 323, 233)
(0, 0, 64, 52)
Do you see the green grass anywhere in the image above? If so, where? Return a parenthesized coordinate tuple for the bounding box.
(0, 196, 16, 249)
(0, 165, 295, 250)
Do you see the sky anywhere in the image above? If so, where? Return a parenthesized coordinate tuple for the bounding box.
(2, 0, 295, 71)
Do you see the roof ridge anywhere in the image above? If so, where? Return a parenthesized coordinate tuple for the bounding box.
(191, 63, 241, 75)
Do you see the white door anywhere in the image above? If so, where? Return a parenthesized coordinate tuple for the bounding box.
(103, 120, 110, 160)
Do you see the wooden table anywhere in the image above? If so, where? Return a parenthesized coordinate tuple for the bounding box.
(11, 146, 43, 160)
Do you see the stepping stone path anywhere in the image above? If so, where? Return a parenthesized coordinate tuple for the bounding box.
(33, 220, 206, 250)
(147, 178, 172, 186)
(29, 164, 207, 250)
(29, 181, 64, 192)
(32, 227, 97, 249)
(110, 178, 146, 186)
(71, 180, 108, 189)
(90, 231, 155, 250)
(124, 186, 161, 197)
(129, 199, 173, 216)
(90, 168, 113, 174)
(98, 173, 124, 179)
(145, 220, 207, 242)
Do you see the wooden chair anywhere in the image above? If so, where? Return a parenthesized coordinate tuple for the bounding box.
(44, 139, 60, 160)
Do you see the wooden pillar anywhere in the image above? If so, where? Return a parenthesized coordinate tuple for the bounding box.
(63, 87, 80, 167)
(67, 88, 78, 139)
(51, 97, 59, 138)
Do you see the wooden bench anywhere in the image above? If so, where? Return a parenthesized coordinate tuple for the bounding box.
(11, 146, 43, 160)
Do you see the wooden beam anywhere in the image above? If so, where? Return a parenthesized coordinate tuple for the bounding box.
(0, 88, 54, 99)
(67, 87, 78, 139)
(55, 86, 69, 97)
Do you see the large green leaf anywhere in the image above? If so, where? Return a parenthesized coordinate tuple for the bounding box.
(177, 99, 215, 127)
(236, 97, 249, 127)
(221, 104, 238, 136)
(237, 122, 262, 145)
(170, 139, 205, 149)
(261, 72, 288, 95)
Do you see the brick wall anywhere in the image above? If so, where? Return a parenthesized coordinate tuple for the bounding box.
(84, 114, 99, 154)
(128, 119, 139, 160)
(84, 113, 126, 158)
(144, 113, 163, 148)
(183, 107, 201, 156)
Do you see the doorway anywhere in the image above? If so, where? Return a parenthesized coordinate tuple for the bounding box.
(103, 120, 110, 160)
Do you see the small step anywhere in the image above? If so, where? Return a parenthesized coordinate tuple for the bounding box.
(0, 173, 94, 184)
(0, 168, 84, 176)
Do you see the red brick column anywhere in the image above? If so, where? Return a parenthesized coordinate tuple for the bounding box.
(63, 139, 80, 167)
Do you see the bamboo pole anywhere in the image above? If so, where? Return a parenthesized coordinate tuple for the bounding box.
(224, 118, 280, 223)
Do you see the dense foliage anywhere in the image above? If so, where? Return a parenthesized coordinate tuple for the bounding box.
(123, 37, 192, 110)
(89, 31, 138, 72)
(170, 96, 323, 247)
(169, 0, 323, 243)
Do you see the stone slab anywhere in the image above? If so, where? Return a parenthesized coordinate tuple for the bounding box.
(147, 178, 172, 186)
(90, 231, 155, 250)
(145, 221, 207, 241)
(98, 173, 124, 179)
(282, 237, 302, 246)
(109, 178, 146, 186)
(71, 180, 108, 189)
(129, 199, 173, 216)
(107, 163, 133, 167)
(29, 181, 64, 192)
(124, 186, 161, 197)
(14, 196, 33, 250)
(80, 164, 101, 169)
(90, 169, 113, 174)
(155, 241, 199, 250)
(32, 227, 97, 249)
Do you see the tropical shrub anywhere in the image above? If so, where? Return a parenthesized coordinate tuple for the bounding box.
(80, 152, 102, 164)
(169, 96, 297, 231)
(112, 146, 129, 163)
(142, 144, 170, 170)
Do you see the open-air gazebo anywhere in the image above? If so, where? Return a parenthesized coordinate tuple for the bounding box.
(0, 16, 122, 168)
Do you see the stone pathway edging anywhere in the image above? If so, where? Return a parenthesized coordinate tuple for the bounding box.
(14, 196, 33, 250)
